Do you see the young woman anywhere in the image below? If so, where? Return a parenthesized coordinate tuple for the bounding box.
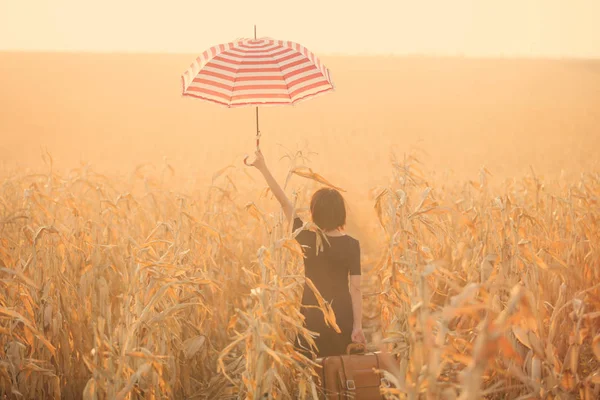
(249, 150, 366, 358)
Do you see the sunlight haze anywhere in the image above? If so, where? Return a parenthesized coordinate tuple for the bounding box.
(1, 0, 599, 57)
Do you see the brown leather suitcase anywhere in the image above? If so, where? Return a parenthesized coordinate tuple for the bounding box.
(316, 344, 387, 399)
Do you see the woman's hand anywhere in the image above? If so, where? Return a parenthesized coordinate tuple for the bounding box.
(246, 150, 267, 172)
(351, 326, 366, 344)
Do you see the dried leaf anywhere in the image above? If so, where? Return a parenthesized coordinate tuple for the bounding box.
(82, 378, 97, 400)
(183, 336, 206, 360)
(512, 325, 531, 349)
(291, 167, 345, 192)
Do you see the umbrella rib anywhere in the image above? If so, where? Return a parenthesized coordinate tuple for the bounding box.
(229, 57, 242, 106)
(270, 48, 293, 104)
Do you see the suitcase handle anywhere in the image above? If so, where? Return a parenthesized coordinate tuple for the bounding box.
(346, 343, 367, 355)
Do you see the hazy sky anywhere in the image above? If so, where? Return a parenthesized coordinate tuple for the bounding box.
(1, 0, 599, 57)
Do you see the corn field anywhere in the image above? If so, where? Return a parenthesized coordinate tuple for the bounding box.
(0, 151, 599, 399)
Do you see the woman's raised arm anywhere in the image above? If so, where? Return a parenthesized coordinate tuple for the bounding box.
(248, 150, 294, 223)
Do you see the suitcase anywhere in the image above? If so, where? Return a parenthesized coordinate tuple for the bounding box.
(316, 343, 387, 399)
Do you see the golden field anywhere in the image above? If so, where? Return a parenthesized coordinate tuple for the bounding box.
(0, 52, 599, 398)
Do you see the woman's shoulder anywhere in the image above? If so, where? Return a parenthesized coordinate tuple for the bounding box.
(341, 233, 358, 242)
(293, 216, 309, 232)
(342, 236, 360, 258)
(335, 234, 359, 251)
(345, 235, 360, 248)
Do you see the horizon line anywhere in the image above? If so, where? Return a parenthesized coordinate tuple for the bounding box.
(1, 49, 600, 62)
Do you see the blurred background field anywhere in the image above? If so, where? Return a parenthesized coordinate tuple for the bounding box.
(1, 52, 599, 181)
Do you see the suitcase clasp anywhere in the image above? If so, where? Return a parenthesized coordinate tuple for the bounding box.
(346, 380, 356, 390)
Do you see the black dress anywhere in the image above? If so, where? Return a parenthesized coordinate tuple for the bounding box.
(293, 217, 361, 358)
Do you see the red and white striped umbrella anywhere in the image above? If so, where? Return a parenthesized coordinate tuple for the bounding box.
(181, 29, 334, 158)
(181, 38, 334, 107)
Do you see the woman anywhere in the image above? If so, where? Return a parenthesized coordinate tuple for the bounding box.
(250, 150, 366, 358)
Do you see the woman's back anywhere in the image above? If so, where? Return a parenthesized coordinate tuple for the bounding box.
(294, 216, 360, 303)
(293, 217, 361, 356)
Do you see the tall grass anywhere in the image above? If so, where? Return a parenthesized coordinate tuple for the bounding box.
(0, 152, 598, 399)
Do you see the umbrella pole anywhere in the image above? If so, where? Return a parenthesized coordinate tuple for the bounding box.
(256, 107, 261, 151)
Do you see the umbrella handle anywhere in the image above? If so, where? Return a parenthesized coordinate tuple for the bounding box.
(243, 133, 261, 166)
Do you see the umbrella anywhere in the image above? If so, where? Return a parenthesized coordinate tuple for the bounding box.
(181, 26, 334, 163)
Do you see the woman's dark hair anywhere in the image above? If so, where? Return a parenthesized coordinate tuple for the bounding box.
(310, 188, 346, 231)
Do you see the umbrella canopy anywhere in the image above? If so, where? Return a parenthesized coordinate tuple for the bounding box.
(181, 37, 334, 107)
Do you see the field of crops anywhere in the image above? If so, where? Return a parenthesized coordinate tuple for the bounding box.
(1, 52, 599, 399)
(0, 147, 599, 399)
